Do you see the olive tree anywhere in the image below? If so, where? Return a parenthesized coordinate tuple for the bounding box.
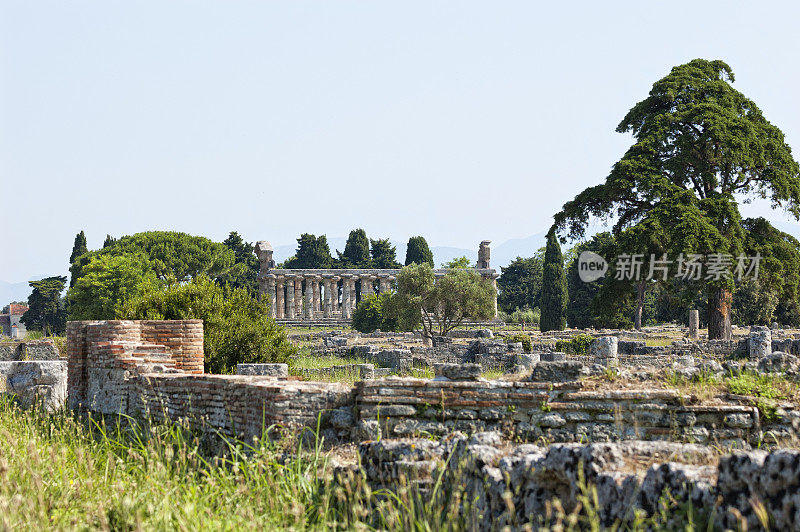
(392, 263, 494, 338)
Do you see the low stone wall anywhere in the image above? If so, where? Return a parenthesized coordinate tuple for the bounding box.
(132, 374, 353, 442)
(0, 339, 61, 361)
(67, 320, 204, 409)
(357, 435, 800, 530)
(0, 360, 67, 410)
(353, 377, 770, 447)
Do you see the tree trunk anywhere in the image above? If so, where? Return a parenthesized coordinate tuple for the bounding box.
(708, 287, 733, 340)
(634, 281, 646, 330)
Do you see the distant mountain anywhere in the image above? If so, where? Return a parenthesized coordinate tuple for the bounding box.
(0, 279, 33, 307)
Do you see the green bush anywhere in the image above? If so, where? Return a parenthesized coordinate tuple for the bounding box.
(118, 276, 296, 373)
(506, 333, 532, 353)
(352, 292, 397, 333)
(501, 307, 540, 326)
(555, 333, 595, 355)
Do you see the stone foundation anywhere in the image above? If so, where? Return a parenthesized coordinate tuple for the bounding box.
(0, 360, 66, 410)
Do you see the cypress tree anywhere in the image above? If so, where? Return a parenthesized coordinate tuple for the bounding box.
(540, 228, 567, 331)
(70, 231, 88, 265)
(339, 229, 370, 267)
(404, 236, 434, 267)
(69, 231, 88, 288)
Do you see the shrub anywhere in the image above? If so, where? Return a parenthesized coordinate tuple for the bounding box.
(555, 333, 594, 355)
(118, 276, 296, 373)
(506, 333, 532, 353)
(510, 307, 540, 326)
(352, 292, 397, 333)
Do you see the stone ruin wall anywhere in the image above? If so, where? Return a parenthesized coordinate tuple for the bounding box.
(65, 320, 353, 441)
(0, 338, 65, 410)
(354, 377, 768, 447)
(253, 240, 499, 322)
(56, 320, 800, 450)
(4, 319, 787, 527)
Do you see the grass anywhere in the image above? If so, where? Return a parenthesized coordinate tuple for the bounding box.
(481, 369, 505, 380)
(289, 350, 371, 370)
(645, 338, 675, 347)
(0, 398, 732, 531)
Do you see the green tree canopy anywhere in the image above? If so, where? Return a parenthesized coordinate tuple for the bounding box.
(70, 231, 88, 265)
(69, 231, 88, 287)
(70, 231, 235, 286)
(391, 263, 494, 338)
(442, 256, 471, 269)
(20, 276, 67, 335)
(370, 238, 401, 269)
(404, 236, 434, 267)
(554, 59, 800, 338)
(735, 217, 800, 326)
(540, 229, 567, 332)
(497, 252, 544, 314)
(217, 231, 260, 293)
(352, 292, 398, 333)
(284, 233, 333, 269)
(67, 254, 158, 320)
(103, 234, 116, 248)
(118, 276, 295, 373)
(337, 229, 370, 268)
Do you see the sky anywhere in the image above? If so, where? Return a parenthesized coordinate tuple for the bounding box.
(1, 1, 799, 283)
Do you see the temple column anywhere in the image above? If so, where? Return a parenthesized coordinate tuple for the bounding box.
(342, 276, 352, 319)
(295, 277, 303, 319)
(305, 276, 314, 319)
(312, 277, 321, 316)
(360, 274, 373, 301)
(265, 275, 277, 319)
(275, 275, 285, 319)
(491, 275, 498, 318)
(349, 278, 358, 312)
(332, 277, 341, 316)
(378, 276, 390, 294)
(323, 276, 332, 318)
(285, 276, 295, 319)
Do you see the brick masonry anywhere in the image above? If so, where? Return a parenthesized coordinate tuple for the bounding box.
(65, 320, 799, 448)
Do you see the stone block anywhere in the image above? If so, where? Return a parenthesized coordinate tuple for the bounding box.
(749, 326, 772, 359)
(589, 337, 618, 366)
(236, 363, 289, 378)
(433, 363, 482, 381)
(530, 361, 587, 382)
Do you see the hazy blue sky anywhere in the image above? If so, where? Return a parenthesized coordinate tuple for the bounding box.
(2, 1, 799, 282)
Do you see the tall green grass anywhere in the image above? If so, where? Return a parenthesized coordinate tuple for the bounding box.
(0, 398, 730, 530)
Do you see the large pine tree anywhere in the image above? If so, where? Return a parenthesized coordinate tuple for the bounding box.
(540, 229, 567, 332)
(21, 276, 67, 335)
(554, 59, 800, 339)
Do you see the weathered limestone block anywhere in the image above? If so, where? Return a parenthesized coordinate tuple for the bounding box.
(0, 360, 67, 410)
(433, 363, 482, 381)
(749, 326, 771, 359)
(324, 337, 348, 348)
(688, 309, 699, 340)
(589, 336, 618, 366)
(540, 352, 567, 362)
(757, 351, 799, 374)
(236, 363, 289, 378)
(529, 361, 588, 382)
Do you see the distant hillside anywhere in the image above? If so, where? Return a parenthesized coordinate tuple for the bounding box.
(0, 279, 33, 307)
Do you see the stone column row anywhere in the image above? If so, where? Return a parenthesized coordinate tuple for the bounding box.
(263, 273, 402, 321)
